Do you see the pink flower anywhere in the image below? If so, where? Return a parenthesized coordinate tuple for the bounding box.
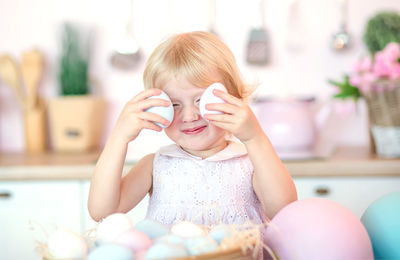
(383, 42, 400, 62)
(353, 56, 372, 73)
(350, 42, 400, 93)
(373, 51, 393, 78)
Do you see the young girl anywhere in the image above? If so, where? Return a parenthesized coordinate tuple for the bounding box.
(88, 31, 297, 228)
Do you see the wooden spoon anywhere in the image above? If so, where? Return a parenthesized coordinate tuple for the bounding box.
(21, 49, 44, 110)
(0, 55, 25, 108)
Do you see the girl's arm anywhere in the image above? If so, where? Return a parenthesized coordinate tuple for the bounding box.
(204, 90, 297, 219)
(88, 88, 171, 221)
(87, 134, 154, 221)
(243, 130, 297, 219)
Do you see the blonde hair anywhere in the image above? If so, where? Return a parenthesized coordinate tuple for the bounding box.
(143, 31, 248, 99)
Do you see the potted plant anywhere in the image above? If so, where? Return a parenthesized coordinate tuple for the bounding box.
(329, 11, 400, 157)
(49, 23, 106, 152)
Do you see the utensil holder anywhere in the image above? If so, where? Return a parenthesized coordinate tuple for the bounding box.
(24, 103, 46, 153)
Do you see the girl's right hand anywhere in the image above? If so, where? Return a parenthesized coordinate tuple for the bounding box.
(111, 88, 171, 144)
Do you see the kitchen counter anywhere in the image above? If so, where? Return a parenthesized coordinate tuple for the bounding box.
(0, 147, 399, 181)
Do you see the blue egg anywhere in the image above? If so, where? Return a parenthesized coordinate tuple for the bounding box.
(88, 244, 133, 260)
(145, 242, 188, 259)
(185, 236, 219, 256)
(134, 219, 169, 240)
(361, 192, 400, 259)
(209, 224, 232, 244)
(145, 91, 174, 128)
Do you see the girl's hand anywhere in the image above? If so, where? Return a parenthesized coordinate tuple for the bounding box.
(111, 88, 171, 144)
(204, 90, 264, 144)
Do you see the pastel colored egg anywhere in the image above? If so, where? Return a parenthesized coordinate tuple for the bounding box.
(145, 90, 174, 128)
(145, 242, 188, 259)
(88, 244, 133, 260)
(97, 213, 134, 244)
(199, 82, 227, 118)
(113, 228, 152, 253)
(47, 229, 88, 259)
(155, 234, 185, 246)
(134, 219, 169, 240)
(209, 224, 232, 244)
(185, 236, 219, 256)
(170, 221, 206, 238)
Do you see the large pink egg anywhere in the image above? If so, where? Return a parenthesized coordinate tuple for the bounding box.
(113, 228, 152, 253)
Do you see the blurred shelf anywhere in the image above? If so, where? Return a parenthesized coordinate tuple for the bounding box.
(0, 147, 399, 181)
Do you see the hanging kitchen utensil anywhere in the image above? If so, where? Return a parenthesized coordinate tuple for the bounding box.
(246, 0, 270, 65)
(0, 55, 25, 107)
(208, 0, 218, 36)
(21, 49, 44, 110)
(285, 0, 305, 52)
(110, 0, 142, 70)
(331, 0, 351, 51)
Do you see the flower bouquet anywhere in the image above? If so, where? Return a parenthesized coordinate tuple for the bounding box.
(349, 42, 400, 157)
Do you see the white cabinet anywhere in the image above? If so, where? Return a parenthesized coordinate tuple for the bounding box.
(81, 181, 149, 231)
(0, 181, 82, 260)
(294, 176, 400, 218)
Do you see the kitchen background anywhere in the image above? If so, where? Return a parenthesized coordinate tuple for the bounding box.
(0, 0, 399, 159)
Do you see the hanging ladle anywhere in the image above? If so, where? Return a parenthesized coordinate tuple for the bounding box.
(331, 0, 351, 51)
(110, 0, 142, 70)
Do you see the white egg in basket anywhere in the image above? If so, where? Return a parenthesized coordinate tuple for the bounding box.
(96, 213, 134, 244)
(199, 82, 228, 118)
(170, 221, 206, 238)
(47, 228, 88, 259)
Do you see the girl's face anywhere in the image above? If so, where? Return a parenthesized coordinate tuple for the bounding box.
(162, 77, 227, 158)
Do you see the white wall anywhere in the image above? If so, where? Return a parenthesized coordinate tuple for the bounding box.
(0, 0, 399, 159)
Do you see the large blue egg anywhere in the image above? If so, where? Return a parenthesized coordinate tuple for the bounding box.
(361, 192, 400, 259)
(145, 90, 174, 128)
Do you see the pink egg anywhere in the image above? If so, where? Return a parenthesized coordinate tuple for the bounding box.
(113, 228, 152, 253)
(135, 249, 149, 259)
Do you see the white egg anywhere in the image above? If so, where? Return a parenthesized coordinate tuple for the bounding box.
(199, 82, 228, 118)
(170, 221, 206, 238)
(155, 234, 185, 246)
(97, 213, 133, 244)
(145, 90, 174, 128)
(47, 228, 88, 259)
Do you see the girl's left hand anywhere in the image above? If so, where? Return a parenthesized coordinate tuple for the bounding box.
(203, 90, 264, 144)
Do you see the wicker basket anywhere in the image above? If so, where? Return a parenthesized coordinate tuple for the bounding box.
(42, 246, 256, 260)
(363, 81, 400, 157)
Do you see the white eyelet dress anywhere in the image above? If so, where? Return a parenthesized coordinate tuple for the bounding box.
(146, 141, 268, 227)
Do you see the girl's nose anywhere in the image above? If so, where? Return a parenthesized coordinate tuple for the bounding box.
(182, 105, 200, 122)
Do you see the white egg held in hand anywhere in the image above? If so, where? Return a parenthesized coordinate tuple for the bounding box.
(199, 82, 228, 118)
(145, 90, 174, 128)
(47, 229, 88, 259)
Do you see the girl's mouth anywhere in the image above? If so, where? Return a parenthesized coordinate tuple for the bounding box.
(182, 126, 207, 135)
